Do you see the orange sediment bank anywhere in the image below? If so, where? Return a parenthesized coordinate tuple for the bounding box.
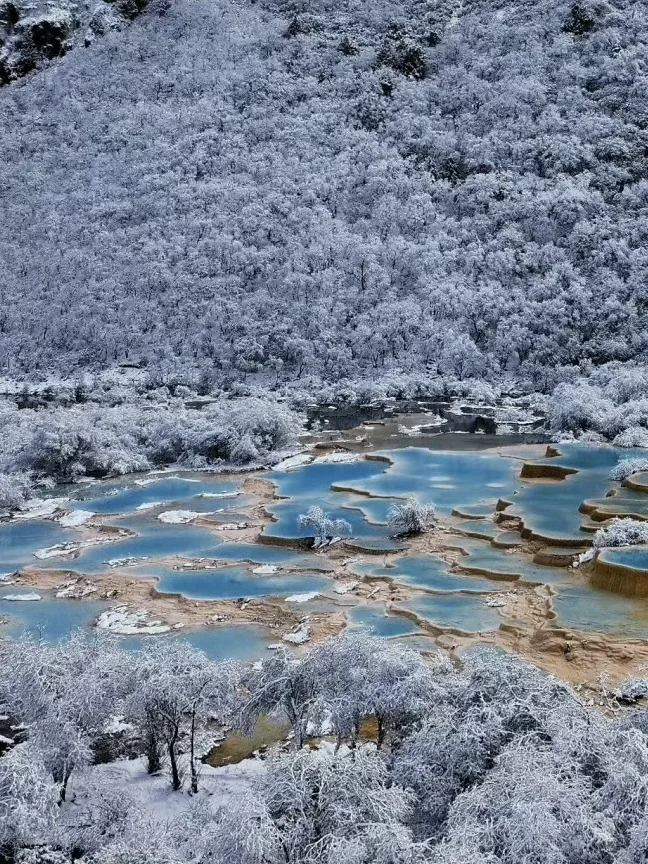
(520, 462, 578, 480)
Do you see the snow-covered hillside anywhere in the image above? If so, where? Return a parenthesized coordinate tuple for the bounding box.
(0, 0, 647, 407)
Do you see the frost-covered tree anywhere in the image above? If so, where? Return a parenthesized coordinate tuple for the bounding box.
(609, 458, 648, 482)
(298, 506, 352, 547)
(0, 743, 60, 860)
(388, 496, 435, 537)
(239, 648, 321, 749)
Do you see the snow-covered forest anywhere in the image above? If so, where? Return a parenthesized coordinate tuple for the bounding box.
(3, 630, 648, 864)
(1, 0, 647, 406)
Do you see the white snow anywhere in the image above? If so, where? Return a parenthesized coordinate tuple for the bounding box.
(106, 556, 149, 568)
(96, 606, 170, 635)
(2, 593, 42, 601)
(135, 501, 167, 511)
(252, 564, 279, 575)
(271, 453, 313, 472)
(33, 537, 106, 559)
(15, 497, 70, 519)
(69, 755, 266, 821)
(333, 581, 358, 594)
(313, 452, 359, 464)
(285, 591, 320, 603)
(282, 623, 310, 644)
(55, 580, 97, 599)
(57, 509, 95, 527)
(214, 521, 248, 531)
(157, 510, 202, 524)
(200, 491, 241, 499)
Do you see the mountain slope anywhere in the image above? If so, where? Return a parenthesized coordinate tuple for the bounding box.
(0, 0, 647, 395)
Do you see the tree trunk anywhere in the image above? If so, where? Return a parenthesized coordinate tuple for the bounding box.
(190, 709, 198, 794)
(168, 731, 181, 791)
(376, 715, 385, 750)
(145, 726, 161, 774)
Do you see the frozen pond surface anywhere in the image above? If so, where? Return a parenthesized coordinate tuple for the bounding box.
(2, 440, 648, 655)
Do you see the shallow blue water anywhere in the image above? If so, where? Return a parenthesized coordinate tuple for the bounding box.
(39, 518, 221, 573)
(0, 520, 70, 572)
(597, 546, 648, 571)
(350, 555, 509, 593)
(331, 448, 517, 515)
(445, 538, 569, 585)
(72, 474, 241, 514)
(0, 590, 270, 659)
(398, 593, 503, 633)
(0, 593, 108, 640)
(348, 605, 420, 637)
(4, 441, 648, 654)
(120, 625, 271, 661)
(151, 564, 331, 601)
(509, 443, 648, 542)
(551, 582, 648, 638)
(211, 542, 333, 570)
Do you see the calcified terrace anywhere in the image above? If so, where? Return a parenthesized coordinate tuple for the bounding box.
(3, 429, 648, 686)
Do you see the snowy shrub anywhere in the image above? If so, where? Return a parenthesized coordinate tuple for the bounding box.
(298, 506, 352, 545)
(388, 496, 435, 536)
(609, 458, 648, 481)
(0, 471, 33, 509)
(614, 427, 648, 448)
(593, 518, 648, 548)
(547, 383, 616, 434)
(0, 743, 60, 858)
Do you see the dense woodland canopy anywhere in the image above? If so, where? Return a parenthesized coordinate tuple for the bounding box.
(1, 0, 647, 397)
(3, 632, 648, 864)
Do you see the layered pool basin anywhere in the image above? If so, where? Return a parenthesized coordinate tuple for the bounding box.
(347, 605, 420, 637)
(2, 440, 648, 657)
(0, 591, 108, 640)
(0, 589, 270, 659)
(70, 473, 243, 514)
(350, 555, 510, 593)
(36, 518, 222, 573)
(398, 593, 503, 634)
(148, 563, 332, 602)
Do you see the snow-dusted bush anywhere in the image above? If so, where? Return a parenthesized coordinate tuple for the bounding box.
(388, 496, 435, 536)
(593, 518, 648, 548)
(614, 427, 648, 448)
(298, 506, 352, 545)
(0, 471, 33, 509)
(609, 458, 648, 481)
(4, 633, 648, 862)
(546, 383, 616, 435)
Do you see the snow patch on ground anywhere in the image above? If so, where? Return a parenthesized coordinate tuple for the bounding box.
(71, 754, 266, 821)
(96, 606, 170, 635)
(285, 591, 319, 603)
(272, 453, 313, 472)
(34, 534, 120, 559)
(57, 509, 95, 527)
(107, 556, 150, 568)
(282, 623, 310, 644)
(15, 497, 70, 519)
(214, 521, 248, 531)
(157, 510, 202, 524)
(199, 491, 241, 499)
(2, 592, 41, 601)
(55, 580, 98, 599)
(135, 501, 167, 511)
(252, 564, 279, 575)
(312, 452, 360, 464)
(333, 581, 358, 594)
